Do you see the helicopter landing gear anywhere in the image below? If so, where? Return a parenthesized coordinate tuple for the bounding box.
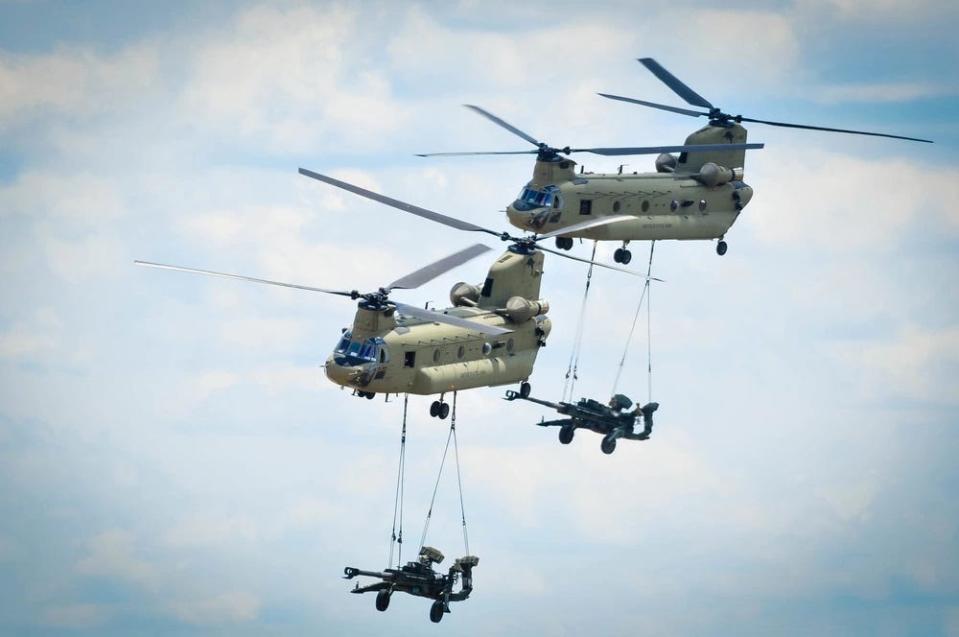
(559, 425, 575, 445)
(519, 381, 531, 399)
(555, 236, 574, 251)
(357, 391, 375, 400)
(716, 239, 728, 256)
(429, 600, 445, 623)
(601, 434, 617, 455)
(375, 590, 391, 612)
(430, 398, 450, 419)
(613, 243, 632, 264)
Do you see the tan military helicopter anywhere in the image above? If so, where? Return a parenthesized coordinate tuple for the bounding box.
(419, 58, 931, 263)
(137, 171, 651, 418)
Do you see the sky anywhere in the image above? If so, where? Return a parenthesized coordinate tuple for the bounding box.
(1, 0, 958, 635)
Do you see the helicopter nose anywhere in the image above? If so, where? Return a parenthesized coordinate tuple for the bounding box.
(506, 205, 544, 230)
(324, 355, 352, 385)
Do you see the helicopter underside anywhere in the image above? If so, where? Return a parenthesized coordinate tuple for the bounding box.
(508, 207, 740, 242)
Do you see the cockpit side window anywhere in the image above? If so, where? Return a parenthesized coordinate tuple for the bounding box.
(514, 185, 562, 211)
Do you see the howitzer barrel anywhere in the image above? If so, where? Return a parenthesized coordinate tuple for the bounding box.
(504, 389, 565, 411)
(343, 566, 389, 580)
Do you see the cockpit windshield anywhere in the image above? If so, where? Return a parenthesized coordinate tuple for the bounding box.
(333, 331, 387, 366)
(513, 184, 563, 212)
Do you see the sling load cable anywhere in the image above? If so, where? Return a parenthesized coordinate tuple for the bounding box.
(562, 241, 599, 402)
(419, 392, 470, 555)
(388, 394, 409, 568)
(611, 241, 656, 397)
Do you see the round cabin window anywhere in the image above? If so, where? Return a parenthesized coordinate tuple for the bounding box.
(641, 200, 650, 213)
(670, 200, 679, 212)
(612, 201, 621, 212)
(699, 199, 707, 211)
(457, 345, 465, 359)
(506, 338, 515, 353)
(433, 349, 441, 363)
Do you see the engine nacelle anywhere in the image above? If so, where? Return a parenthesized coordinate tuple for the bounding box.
(450, 282, 480, 307)
(655, 153, 677, 173)
(504, 296, 549, 323)
(697, 162, 744, 187)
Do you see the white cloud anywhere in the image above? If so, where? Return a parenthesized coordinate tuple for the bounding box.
(0, 171, 126, 222)
(0, 44, 159, 128)
(169, 591, 260, 625)
(750, 150, 959, 250)
(76, 529, 159, 588)
(0, 308, 62, 360)
(179, 5, 405, 153)
(817, 81, 959, 104)
(39, 603, 110, 629)
(832, 325, 959, 403)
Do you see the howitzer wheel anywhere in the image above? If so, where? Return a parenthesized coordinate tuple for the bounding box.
(559, 425, 574, 445)
(430, 401, 440, 417)
(375, 590, 391, 612)
(430, 600, 445, 623)
(438, 402, 450, 419)
(716, 240, 728, 256)
(601, 435, 617, 455)
(520, 381, 531, 398)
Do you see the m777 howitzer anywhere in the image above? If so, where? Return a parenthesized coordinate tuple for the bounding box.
(505, 389, 659, 454)
(343, 546, 479, 623)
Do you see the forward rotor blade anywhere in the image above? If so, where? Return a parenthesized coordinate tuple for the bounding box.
(386, 244, 491, 291)
(575, 143, 764, 156)
(135, 260, 356, 296)
(536, 215, 635, 240)
(638, 58, 714, 109)
(597, 92, 707, 118)
(463, 104, 542, 147)
(535, 246, 664, 281)
(298, 168, 503, 238)
(394, 302, 513, 336)
(737, 115, 934, 143)
(415, 150, 538, 157)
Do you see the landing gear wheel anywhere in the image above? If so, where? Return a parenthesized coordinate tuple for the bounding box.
(620, 249, 632, 265)
(601, 435, 617, 455)
(716, 240, 728, 256)
(438, 402, 450, 420)
(559, 425, 575, 445)
(613, 248, 624, 263)
(555, 237, 573, 251)
(429, 600, 445, 623)
(429, 401, 440, 418)
(520, 381, 531, 398)
(375, 590, 391, 612)
(365, 392, 375, 400)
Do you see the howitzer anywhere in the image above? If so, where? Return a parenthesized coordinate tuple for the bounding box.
(505, 389, 659, 454)
(344, 547, 478, 623)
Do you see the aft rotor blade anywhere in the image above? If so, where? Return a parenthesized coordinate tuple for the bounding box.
(597, 92, 707, 118)
(463, 104, 542, 147)
(737, 115, 934, 143)
(298, 168, 503, 237)
(394, 302, 513, 336)
(537, 215, 635, 240)
(573, 143, 764, 156)
(415, 150, 538, 157)
(135, 260, 356, 296)
(535, 246, 664, 281)
(386, 244, 491, 291)
(638, 57, 714, 109)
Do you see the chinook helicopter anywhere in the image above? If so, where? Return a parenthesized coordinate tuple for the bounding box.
(136, 169, 654, 417)
(418, 58, 931, 263)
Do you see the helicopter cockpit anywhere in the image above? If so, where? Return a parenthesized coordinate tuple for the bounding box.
(512, 184, 563, 212)
(333, 331, 388, 366)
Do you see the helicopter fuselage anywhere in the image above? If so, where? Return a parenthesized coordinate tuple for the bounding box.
(506, 123, 754, 245)
(324, 306, 550, 396)
(508, 170, 751, 242)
